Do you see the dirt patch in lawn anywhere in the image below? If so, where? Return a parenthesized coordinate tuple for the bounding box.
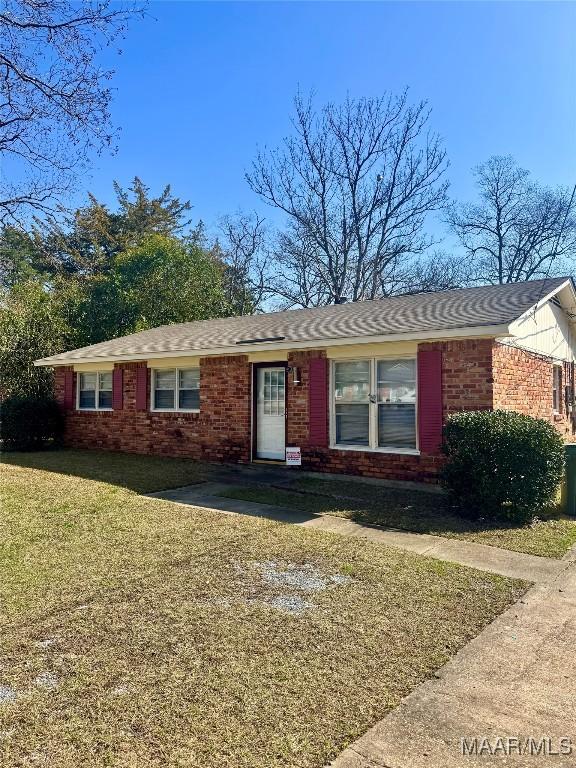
(0, 455, 526, 768)
(220, 477, 576, 559)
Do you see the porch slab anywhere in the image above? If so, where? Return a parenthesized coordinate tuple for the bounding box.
(208, 462, 447, 495)
(147, 484, 564, 583)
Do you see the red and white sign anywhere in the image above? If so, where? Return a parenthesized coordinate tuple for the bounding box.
(285, 446, 301, 466)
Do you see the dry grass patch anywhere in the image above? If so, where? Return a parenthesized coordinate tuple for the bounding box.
(0, 453, 526, 767)
(221, 477, 576, 559)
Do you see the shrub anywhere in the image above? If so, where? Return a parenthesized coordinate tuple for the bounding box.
(441, 410, 565, 524)
(0, 396, 64, 451)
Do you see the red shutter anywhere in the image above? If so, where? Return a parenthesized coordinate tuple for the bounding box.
(112, 368, 123, 410)
(135, 366, 148, 411)
(63, 370, 74, 410)
(417, 348, 443, 453)
(308, 357, 328, 447)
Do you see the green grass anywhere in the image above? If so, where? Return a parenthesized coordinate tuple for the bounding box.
(220, 477, 576, 559)
(0, 447, 209, 493)
(0, 450, 526, 768)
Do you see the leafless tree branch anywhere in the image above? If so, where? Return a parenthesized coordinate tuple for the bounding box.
(216, 212, 270, 314)
(246, 91, 449, 307)
(448, 155, 576, 284)
(0, 0, 145, 224)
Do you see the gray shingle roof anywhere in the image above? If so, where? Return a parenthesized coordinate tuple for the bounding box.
(36, 277, 572, 365)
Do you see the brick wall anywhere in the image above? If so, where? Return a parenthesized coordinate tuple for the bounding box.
(421, 339, 494, 416)
(55, 355, 252, 462)
(284, 339, 496, 483)
(54, 336, 575, 485)
(286, 337, 574, 482)
(286, 350, 327, 448)
(492, 342, 576, 443)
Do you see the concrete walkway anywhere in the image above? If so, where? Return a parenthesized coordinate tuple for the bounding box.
(149, 482, 564, 583)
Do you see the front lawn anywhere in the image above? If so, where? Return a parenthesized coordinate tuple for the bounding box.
(1, 448, 209, 493)
(220, 477, 576, 559)
(0, 451, 525, 767)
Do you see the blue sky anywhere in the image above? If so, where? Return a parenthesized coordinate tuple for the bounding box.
(86, 1, 576, 239)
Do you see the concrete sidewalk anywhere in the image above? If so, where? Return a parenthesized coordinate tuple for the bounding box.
(330, 552, 576, 768)
(149, 482, 564, 583)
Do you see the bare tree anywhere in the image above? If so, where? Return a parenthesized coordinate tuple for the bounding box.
(246, 91, 449, 307)
(0, 0, 144, 224)
(262, 221, 332, 308)
(397, 251, 470, 294)
(217, 212, 269, 314)
(448, 156, 576, 284)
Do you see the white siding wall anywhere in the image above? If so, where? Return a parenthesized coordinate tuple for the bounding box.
(510, 299, 576, 362)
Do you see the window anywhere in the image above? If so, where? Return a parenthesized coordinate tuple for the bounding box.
(334, 361, 370, 445)
(553, 365, 562, 413)
(178, 369, 200, 410)
(332, 358, 417, 452)
(152, 368, 200, 411)
(377, 359, 416, 449)
(78, 371, 113, 410)
(262, 369, 285, 415)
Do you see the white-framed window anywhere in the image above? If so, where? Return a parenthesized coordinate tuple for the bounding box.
(77, 371, 113, 410)
(151, 368, 200, 412)
(553, 365, 562, 413)
(331, 358, 417, 452)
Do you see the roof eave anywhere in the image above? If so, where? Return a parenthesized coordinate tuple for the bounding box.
(509, 278, 575, 327)
(34, 322, 513, 367)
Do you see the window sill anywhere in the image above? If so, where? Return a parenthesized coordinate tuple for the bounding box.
(330, 444, 420, 456)
(76, 408, 113, 412)
(150, 409, 200, 414)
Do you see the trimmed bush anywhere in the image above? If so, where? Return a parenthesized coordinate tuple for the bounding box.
(0, 396, 64, 451)
(441, 410, 565, 524)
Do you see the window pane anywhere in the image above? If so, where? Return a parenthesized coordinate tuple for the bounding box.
(179, 369, 199, 389)
(377, 359, 416, 403)
(98, 390, 113, 409)
(79, 372, 96, 391)
(179, 389, 199, 410)
(79, 373, 96, 408)
(99, 372, 112, 392)
(79, 390, 96, 409)
(378, 403, 416, 449)
(155, 389, 174, 409)
(154, 370, 175, 409)
(177, 369, 200, 410)
(334, 361, 370, 402)
(335, 403, 369, 446)
(553, 367, 561, 411)
(155, 369, 176, 389)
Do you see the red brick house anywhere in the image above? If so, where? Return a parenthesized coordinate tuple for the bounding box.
(36, 277, 576, 483)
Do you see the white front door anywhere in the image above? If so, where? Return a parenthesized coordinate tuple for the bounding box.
(255, 367, 286, 460)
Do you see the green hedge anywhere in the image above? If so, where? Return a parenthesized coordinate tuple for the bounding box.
(0, 396, 64, 451)
(441, 410, 565, 524)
